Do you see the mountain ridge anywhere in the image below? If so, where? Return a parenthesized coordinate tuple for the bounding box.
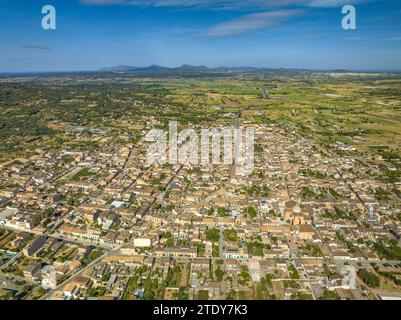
(98, 64, 317, 74)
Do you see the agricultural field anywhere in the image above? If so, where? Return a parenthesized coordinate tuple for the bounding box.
(1, 72, 400, 163)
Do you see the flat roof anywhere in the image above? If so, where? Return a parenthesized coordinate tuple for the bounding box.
(0, 207, 18, 221)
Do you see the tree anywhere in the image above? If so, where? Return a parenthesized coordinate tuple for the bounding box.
(206, 228, 220, 242)
(224, 229, 238, 242)
(358, 269, 380, 288)
(215, 267, 224, 282)
(246, 206, 258, 218)
(217, 208, 229, 217)
(197, 243, 205, 256)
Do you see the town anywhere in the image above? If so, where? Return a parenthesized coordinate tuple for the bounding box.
(0, 70, 400, 300)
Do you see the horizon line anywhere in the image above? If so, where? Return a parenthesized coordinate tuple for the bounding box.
(1, 64, 401, 75)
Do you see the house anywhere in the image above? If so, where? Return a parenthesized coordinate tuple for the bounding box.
(23, 236, 47, 257)
(63, 283, 77, 298)
(23, 263, 42, 281)
(156, 246, 198, 258)
(296, 225, 316, 240)
(224, 246, 248, 260)
(259, 200, 270, 213)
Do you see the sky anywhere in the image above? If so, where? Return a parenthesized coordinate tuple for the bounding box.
(0, 0, 401, 72)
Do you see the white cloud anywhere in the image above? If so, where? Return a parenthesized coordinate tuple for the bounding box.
(79, 0, 373, 9)
(200, 9, 303, 37)
(386, 36, 401, 41)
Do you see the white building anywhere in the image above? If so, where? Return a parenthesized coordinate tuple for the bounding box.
(42, 265, 58, 290)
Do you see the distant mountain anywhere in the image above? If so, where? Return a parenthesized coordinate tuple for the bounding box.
(98, 64, 315, 75)
(99, 64, 208, 73)
(98, 65, 139, 72)
(99, 64, 173, 73)
(98, 64, 296, 73)
(135, 65, 170, 71)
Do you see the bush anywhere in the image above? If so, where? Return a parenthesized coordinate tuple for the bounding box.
(358, 269, 380, 288)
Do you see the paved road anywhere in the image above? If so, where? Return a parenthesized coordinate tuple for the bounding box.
(0, 251, 22, 271)
(0, 274, 23, 292)
(219, 225, 225, 259)
(274, 142, 291, 199)
(0, 225, 112, 250)
(229, 112, 241, 180)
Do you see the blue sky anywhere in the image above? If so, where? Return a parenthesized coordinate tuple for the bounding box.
(0, 0, 401, 72)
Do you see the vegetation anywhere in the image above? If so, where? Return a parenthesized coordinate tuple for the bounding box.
(205, 228, 220, 242)
(224, 229, 238, 242)
(288, 264, 300, 280)
(247, 241, 271, 256)
(358, 269, 380, 288)
(372, 240, 401, 261)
